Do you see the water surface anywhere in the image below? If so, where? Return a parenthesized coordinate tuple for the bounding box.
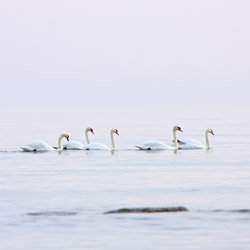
(1, 107, 250, 249)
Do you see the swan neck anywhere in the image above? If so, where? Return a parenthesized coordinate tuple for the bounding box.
(173, 129, 178, 149)
(205, 130, 210, 148)
(58, 134, 64, 150)
(111, 131, 116, 150)
(85, 129, 90, 144)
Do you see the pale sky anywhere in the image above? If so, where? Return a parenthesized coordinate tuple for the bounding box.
(0, 0, 249, 108)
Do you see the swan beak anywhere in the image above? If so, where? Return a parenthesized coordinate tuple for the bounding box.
(116, 131, 119, 136)
(211, 131, 214, 135)
(91, 131, 94, 134)
(179, 129, 183, 132)
(67, 137, 69, 141)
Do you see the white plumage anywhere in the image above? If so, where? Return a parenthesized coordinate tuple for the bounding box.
(135, 140, 173, 150)
(136, 126, 183, 150)
(177, 128, 214, 150)
(63, 127, 94, 150)
(62, 140, 84, 150)
(177, 139, 205, 150)
(82, 143, 111, 150)
(21, 133, 69, 152)
(82, 128, 119, 150)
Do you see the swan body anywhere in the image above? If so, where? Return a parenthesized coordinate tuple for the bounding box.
(63, 127, 94, 150)
(83, 142, 111, 150)
(136, 126, 183, 150)
(24, 141, 55, 151)
(177, 139, 205, 149)
(135, 140, 173, 150)
(62, 140, 84, 150)
(21, 133, 70, 152)
(178, 128, 214, 150)
(82, 128, 119, 150)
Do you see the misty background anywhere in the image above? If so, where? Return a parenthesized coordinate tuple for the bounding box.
(0, 0, 249, 108)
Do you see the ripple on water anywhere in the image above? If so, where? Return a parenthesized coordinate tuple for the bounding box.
(213, 209, 250, 214)
(26, 211, 78, 216)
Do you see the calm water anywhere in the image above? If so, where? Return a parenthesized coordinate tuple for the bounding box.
(1, 107, 250, 249)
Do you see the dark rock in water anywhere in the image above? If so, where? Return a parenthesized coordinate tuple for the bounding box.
(104, 206, 188, 214)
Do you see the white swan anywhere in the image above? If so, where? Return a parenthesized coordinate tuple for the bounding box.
(62, 127, 94, 150)
(135, 126, 183, 150)
(82, 128, 119, 150)
(177, 128, 214, 149)
(21, 133, 70, 152)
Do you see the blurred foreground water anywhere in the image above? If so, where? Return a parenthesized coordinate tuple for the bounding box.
(0, 106, 250, 249)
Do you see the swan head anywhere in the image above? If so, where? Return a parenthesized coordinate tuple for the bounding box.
(207, 128, 214, 135)
(62, 133, 70, 141)
(111, 128, 119, 136)
(173, 126, 183, 132)
(86, 127, 94, 134)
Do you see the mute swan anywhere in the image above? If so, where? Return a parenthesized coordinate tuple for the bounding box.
(135, 126, 183, 150)
(82, 128, 119, 150)
(21, 133, 70, 152)
(63, 127, 94, 150)
(177, 128, 214, 149)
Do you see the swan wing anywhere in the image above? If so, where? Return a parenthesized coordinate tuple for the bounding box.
(82, 143, 111, 150)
